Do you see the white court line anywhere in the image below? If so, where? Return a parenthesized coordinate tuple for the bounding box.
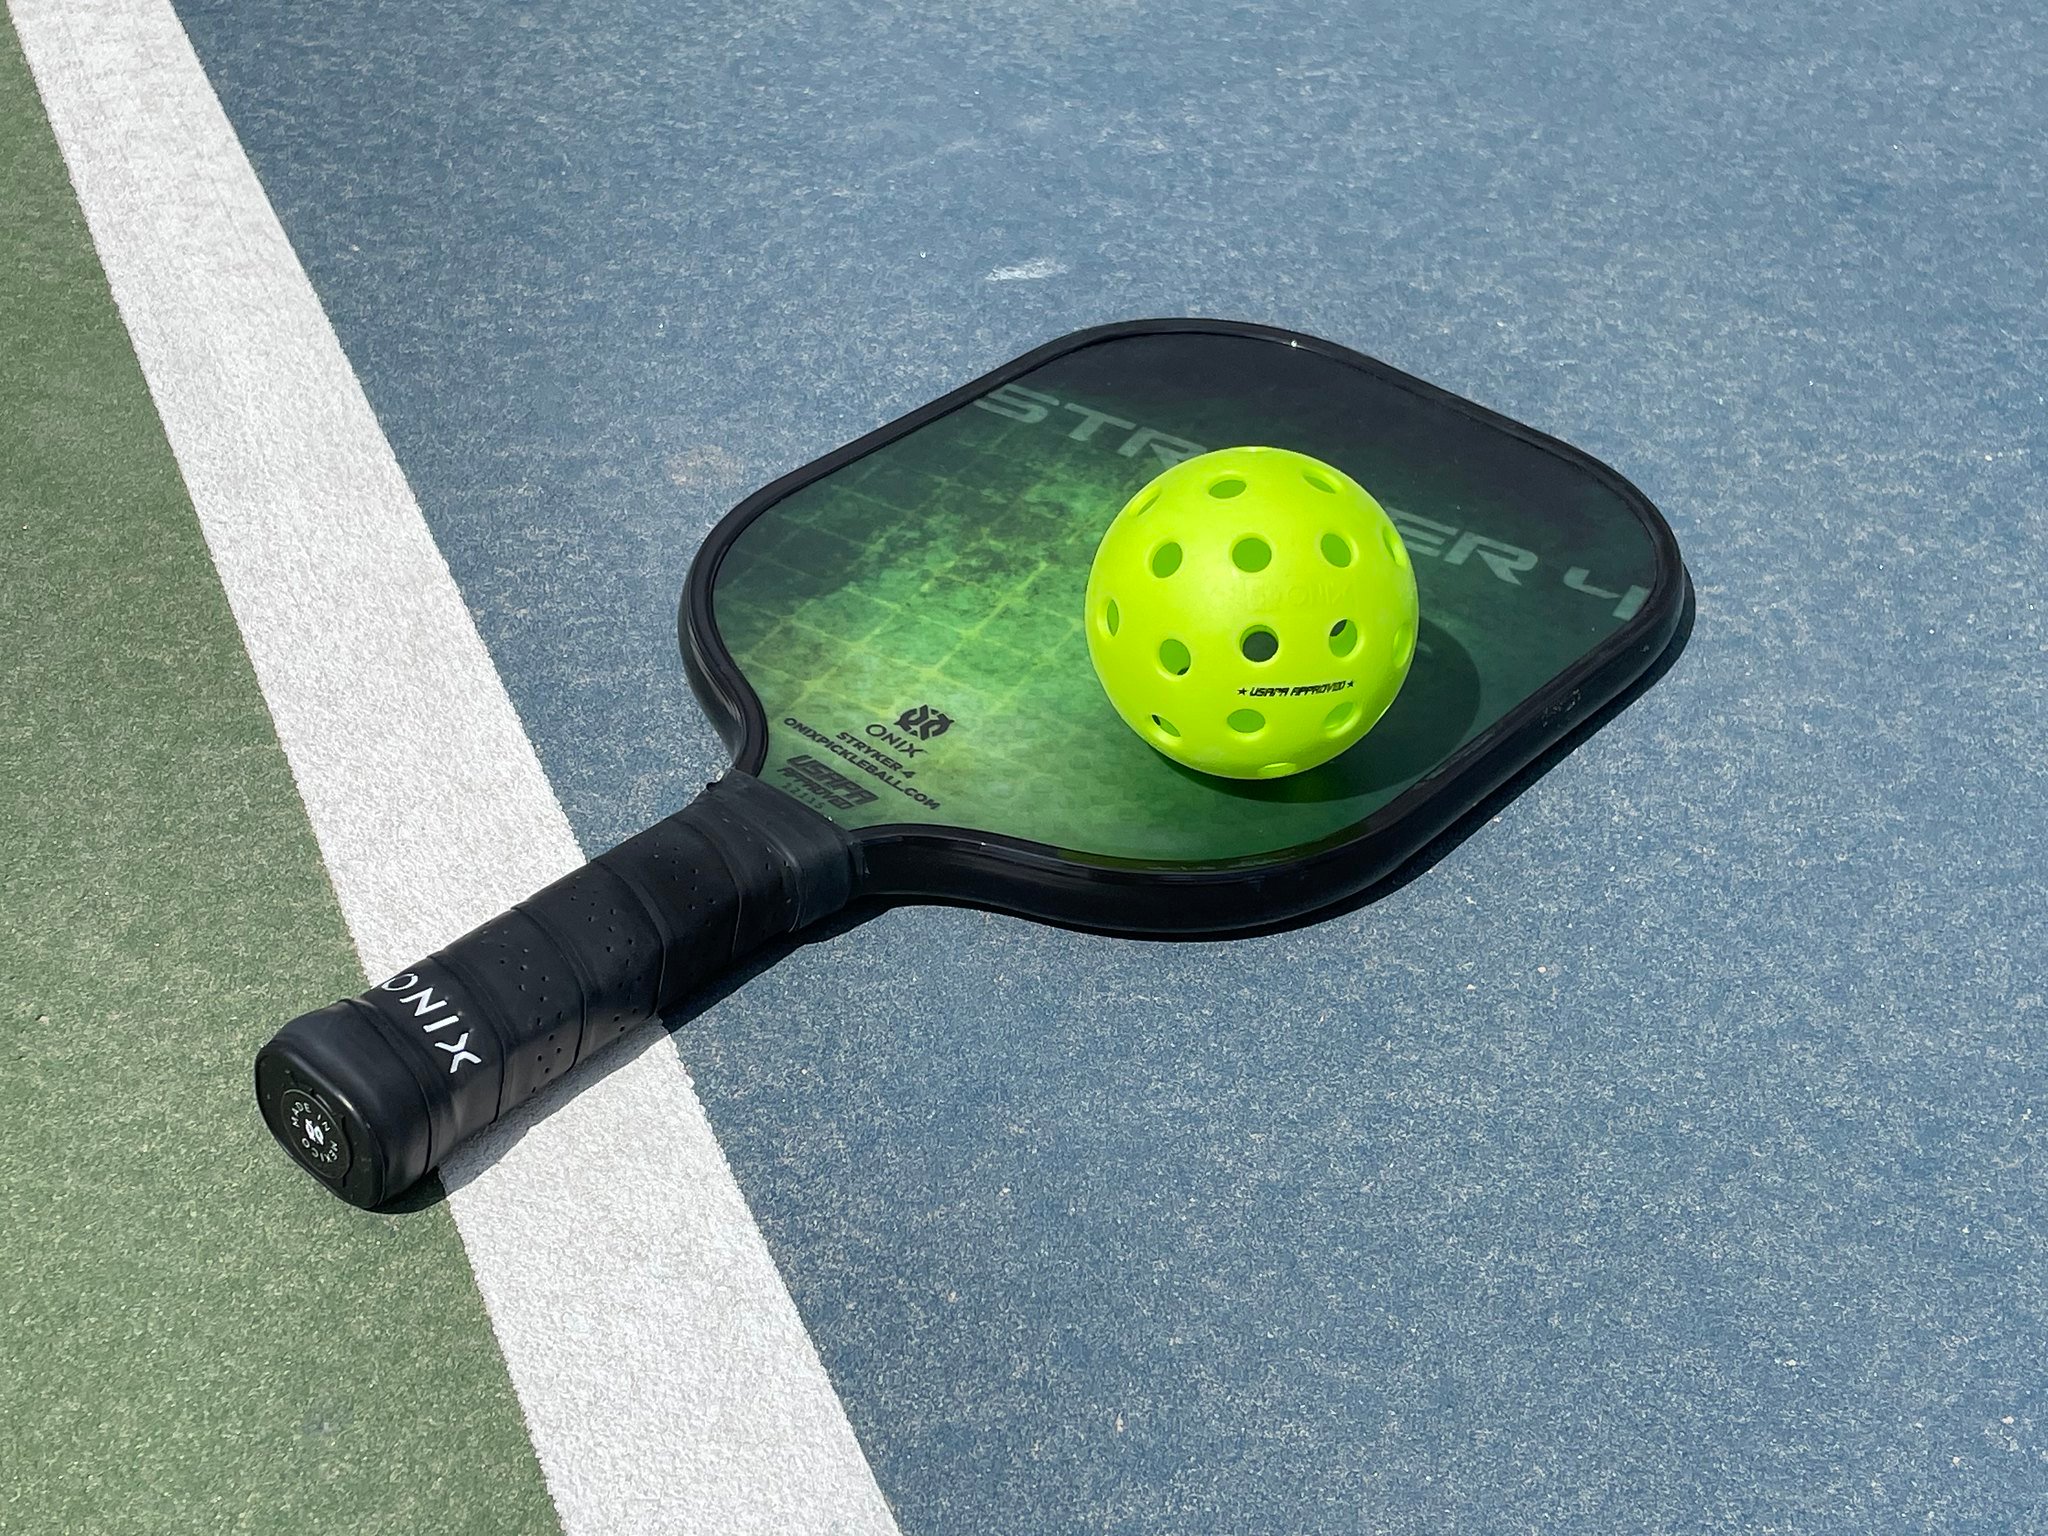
(11, 3, 901, 1531)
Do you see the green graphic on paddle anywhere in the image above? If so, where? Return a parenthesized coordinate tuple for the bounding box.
(712, 330, 1662, 862)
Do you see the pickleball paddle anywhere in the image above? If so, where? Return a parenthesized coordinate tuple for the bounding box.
(255, 319, 1690, 1208)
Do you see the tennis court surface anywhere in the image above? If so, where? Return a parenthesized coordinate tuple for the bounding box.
(4, 2, 2043, 1532)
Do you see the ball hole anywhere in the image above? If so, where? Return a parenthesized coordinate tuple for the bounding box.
(1303, 470, 1337, 494)
(1329, 619, 1360, 657)
(1320, 532, 1353, 568)
(1209, 477, 1247, 499)
(1395, 627, 1415, 668)
(1104, 598, 1120, 637)
(1151, 542, 1183, 578)
(1239, 626, 1279, 663)
(1227, 708, 1265, 735)
(1382, 523, 1409, 569)
(1131, 491, 1160, 517)
(1231, 536, 1272, 572)
(1150, 714, 1180, 739)
(1258, 762, 1299, 778)
(1158, 638, 1192, 676)
(1323, 700, 1361, 736)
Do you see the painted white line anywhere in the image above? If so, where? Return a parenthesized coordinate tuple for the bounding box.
(11, 4, 900, 1532)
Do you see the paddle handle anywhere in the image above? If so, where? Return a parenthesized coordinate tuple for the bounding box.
(254, 774, 854, 1208)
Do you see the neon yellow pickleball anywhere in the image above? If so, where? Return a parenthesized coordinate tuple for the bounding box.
(1084, 446, 1419, 780)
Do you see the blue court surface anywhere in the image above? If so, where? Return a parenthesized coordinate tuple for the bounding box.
(18, 0, 2047, 1530)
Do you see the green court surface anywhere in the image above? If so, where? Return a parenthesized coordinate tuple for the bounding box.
(0, 14, 554, 1530)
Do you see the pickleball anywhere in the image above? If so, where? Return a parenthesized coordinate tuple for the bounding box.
(1085, 446, 1420, 779)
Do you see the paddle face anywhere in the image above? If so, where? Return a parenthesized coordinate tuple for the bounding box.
(685, 320, 1686, 933)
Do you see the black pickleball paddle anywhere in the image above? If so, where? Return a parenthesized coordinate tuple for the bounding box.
(255, 320, 1689, 1208)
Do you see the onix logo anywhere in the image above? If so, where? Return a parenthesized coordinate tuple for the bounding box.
(896, 704, 954, 741)
(377, 971, 484, 1075)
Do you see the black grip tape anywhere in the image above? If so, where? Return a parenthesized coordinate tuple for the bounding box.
(254, 774, 854, 1207)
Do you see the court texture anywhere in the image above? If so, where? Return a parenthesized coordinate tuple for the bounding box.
(3, 2, 2043, 1532)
